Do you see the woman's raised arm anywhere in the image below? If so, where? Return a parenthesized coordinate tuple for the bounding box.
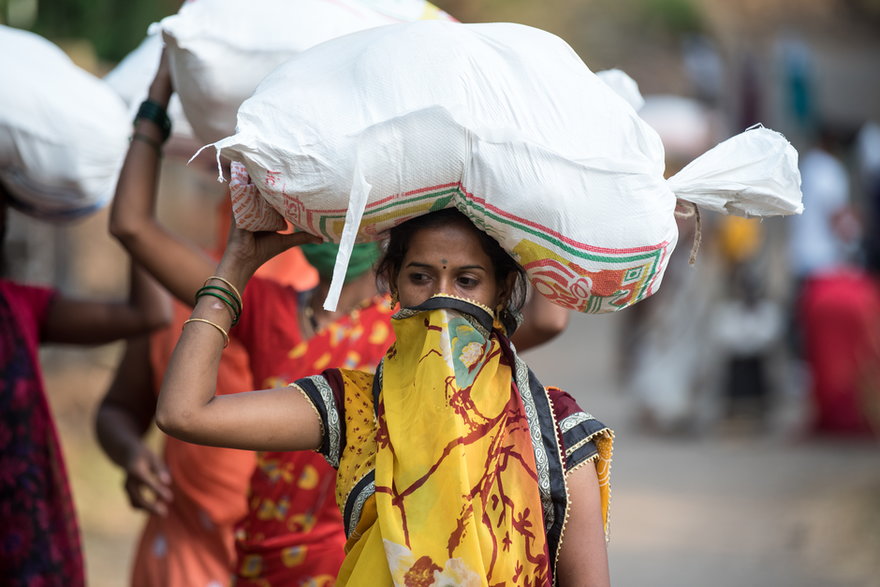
(108, 48, 218, 304)
(156, 226, 323, 451)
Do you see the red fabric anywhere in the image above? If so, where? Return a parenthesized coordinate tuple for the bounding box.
(213, 197, 318, 292)
(800, 270, 880, 436)
(133, 300, 257, 587)
(0, 280, 84, 587)
(232, 277, 395, 585)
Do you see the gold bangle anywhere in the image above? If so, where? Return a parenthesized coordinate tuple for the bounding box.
(182, 317, 230, 348)
(205, 275, 243, 308)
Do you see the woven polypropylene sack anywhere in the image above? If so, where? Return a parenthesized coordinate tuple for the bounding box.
(0, 26, 130, 222)
(103, 32, 194, 140)
(159, 0, 455, 144)
(215, 21, 802, 313)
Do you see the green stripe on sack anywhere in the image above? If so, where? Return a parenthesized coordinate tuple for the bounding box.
(316, 185, 664, 269)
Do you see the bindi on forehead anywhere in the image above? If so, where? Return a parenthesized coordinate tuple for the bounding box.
(441, 258, 447, 268)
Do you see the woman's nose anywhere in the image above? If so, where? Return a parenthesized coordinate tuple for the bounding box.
(434, 276, 454, 297)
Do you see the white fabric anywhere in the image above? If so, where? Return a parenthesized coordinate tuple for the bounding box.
(103, 32, 194, 140)
(712, 299, 783, 356)
(788, 148, 851, 278)
(158, 0, 455, 143)
(666, 125, 803, 217)
(596, 69, 645, 112)
(638, 95, 713, 160)
(214, 21, 803, 312)
(0, 25, 130, 222)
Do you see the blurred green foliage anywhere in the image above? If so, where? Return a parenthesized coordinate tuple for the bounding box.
(638, 0, 703, 35)
(2, 0, 179, 61)
(5, 0, 710, 65)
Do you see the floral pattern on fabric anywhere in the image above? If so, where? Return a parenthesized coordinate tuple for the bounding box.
(233, 287, 395, 586)
(372, 303, 551, 585)
(0, 280, 84, 587)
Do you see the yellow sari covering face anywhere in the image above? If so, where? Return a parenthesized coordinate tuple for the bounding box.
(372, 298, 550, 585)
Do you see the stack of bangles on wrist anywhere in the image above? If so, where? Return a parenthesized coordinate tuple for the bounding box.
(182, 276, 244, 348)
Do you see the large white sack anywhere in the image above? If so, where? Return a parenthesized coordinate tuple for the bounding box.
(0, 25, 130, 222)
(159, 0, 455, 144)
(103, 33, 194, 140)
(639, 95, 715, 161)
(213, 21, 803, 313)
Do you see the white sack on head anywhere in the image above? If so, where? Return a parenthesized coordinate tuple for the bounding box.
(667, 125, 803, 217)
(103, 32, 194, 140)
(0, 25, 130, 222)
(596, 69, 645, 112)
(158, 0, 456, 144)
(639, 94, 714, 161)
(215, 21, 803, 313)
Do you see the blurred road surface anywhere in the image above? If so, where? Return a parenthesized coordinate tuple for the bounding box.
(522, 311, 880, 587)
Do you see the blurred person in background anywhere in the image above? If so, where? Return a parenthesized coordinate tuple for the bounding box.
(103, 51, 568, 586)
(856, 121, 880, 277)
(788, 125, 880, 436)
(710, 260, 784, 431)
(0, 182, 170, 586)
(620, 95, 724, 434)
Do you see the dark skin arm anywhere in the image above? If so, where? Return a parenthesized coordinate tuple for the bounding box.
(43, 265, 171, 345)
(556, 463, 611, 586)
(0, 179, 170, 344)
(95, 335, 172, 516)
(108, 49, 217, 304)
(156, 224, 322, 449)
(510, 289, 569, 352)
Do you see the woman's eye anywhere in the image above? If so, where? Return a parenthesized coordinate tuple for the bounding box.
(408, 272, 430, 284)
(457, 275, 478, 288)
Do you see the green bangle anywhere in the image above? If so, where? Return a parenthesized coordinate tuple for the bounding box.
(196, 290, 240, 326)
(135, 99, 172, 142)
(196, 287, 241, 325)
(198, 285, 242, 314)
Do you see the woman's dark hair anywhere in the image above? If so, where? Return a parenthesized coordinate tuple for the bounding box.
(376, 207, 528, 313)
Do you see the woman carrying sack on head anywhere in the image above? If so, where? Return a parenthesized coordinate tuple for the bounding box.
(156, 208, 613, 586)
(106, 50, 569, 586)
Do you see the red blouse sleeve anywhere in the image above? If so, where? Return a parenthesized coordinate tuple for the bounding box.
(546, 386, 610, 473)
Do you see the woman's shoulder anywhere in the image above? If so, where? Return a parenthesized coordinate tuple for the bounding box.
(546, 387, 606, 429)
(545, 386, 613, 473)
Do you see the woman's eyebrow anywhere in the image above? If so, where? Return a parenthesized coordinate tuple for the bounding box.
(404, 261, 487, 271)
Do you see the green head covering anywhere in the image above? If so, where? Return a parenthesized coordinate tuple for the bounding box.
(300, 241, 381, 283)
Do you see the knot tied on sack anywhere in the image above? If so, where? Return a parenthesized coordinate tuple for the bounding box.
(667, 124, 804, 267)
(673, 200, 702, 266)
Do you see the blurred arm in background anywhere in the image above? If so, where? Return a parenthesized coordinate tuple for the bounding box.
(95, 335, 172, 517)
(510, 288, 569, 352)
